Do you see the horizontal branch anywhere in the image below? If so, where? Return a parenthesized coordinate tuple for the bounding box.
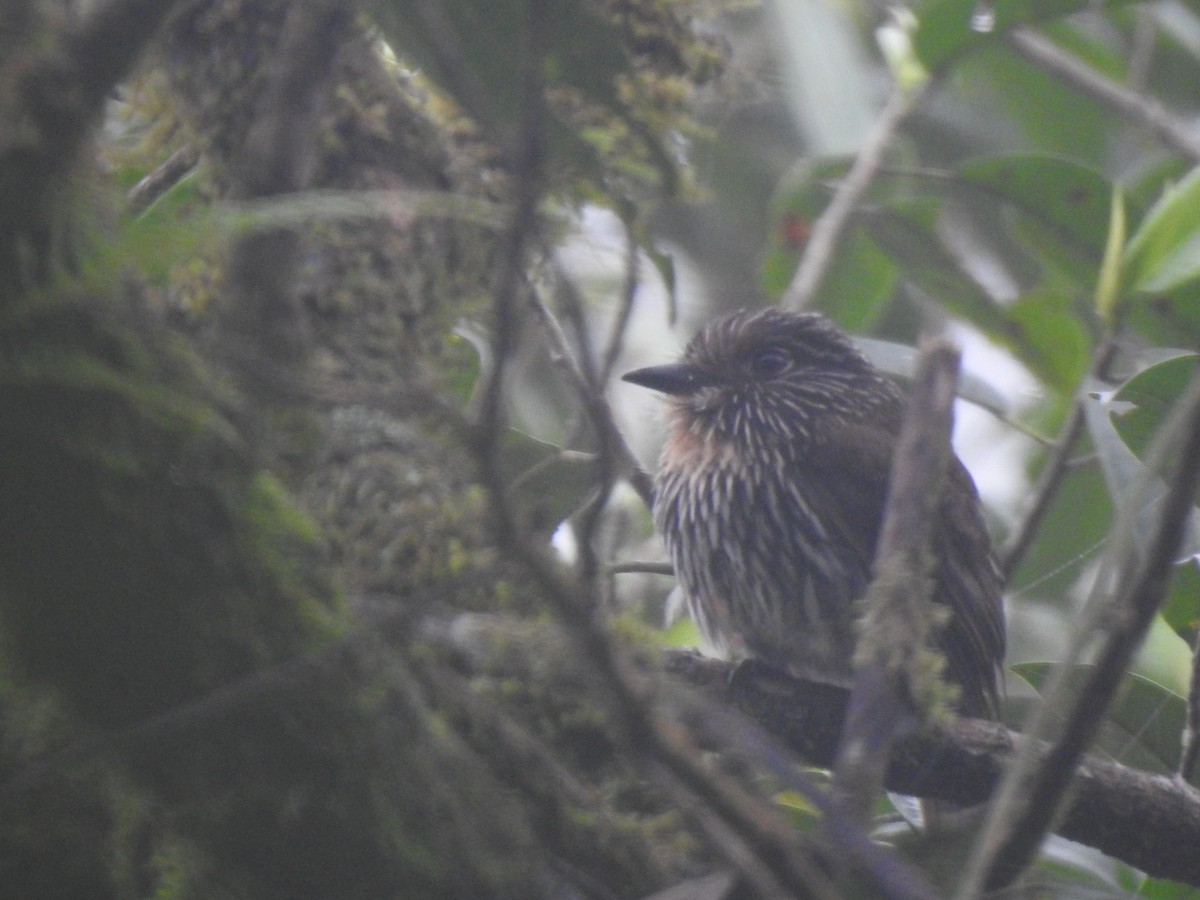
(666, 650, 1200, 888)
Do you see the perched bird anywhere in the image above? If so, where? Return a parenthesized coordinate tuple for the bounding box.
(623, 308, 1005, 719)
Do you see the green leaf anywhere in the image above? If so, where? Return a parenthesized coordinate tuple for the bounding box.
(761, 158, 896, 330)
(1006, 444, 1112, 600)
(1125, 165, 1200, 294)
(863, 204, 1013, 337)
(1138, 875, 1200, 898)
(659, 614, 701, 649)
(958, 154, 1112, 255)
(913, 0, 1135, 71)
(1011, 662, 1189, 778)
(1126, 284, 1200, 350)
(1161, 558, 1200, 644)
(959, 40, 1113, 164)
(1085, 382, 1200, 561)
(1110, 354, 1200, 460)
(1006, 289, 1091, 392)
(865, 205, 1090, 392)
(498, 428, 596, 533)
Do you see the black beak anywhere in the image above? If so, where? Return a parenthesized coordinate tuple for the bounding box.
(622, 363, 711, 396)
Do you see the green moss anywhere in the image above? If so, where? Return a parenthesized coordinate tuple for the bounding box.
(0, 285, 340, 727)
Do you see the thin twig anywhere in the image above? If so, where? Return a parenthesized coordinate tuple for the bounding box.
(599, 223, 641, 386)
(1000, 339, 1119, 580)
(1006, 27, 1200, 161)
(549, 261, 602, 391)
(525, 286, 655, 507)
(780, 79, 928, 311)
(679, 675, 942, 900)
(1182, 626, 1200, 783)
(959, 363, 1200, 896)
(127, 143, 199, 215)
(608, 560, 674, 576)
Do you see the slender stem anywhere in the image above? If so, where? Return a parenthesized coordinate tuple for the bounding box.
(525, 286, 654, 508)
(1006, 27, 1200, 161)
(599, 224, 641, 386)
(781, 79, 927, 311)
(1001, 340, 1119, 580)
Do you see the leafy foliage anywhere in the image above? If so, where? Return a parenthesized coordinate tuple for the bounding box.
(6, 0, 1200, 896)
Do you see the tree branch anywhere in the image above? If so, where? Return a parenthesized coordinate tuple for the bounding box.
(470, 10, 835, 897)
(1006, 27, 1200, 162)
(780, 79, 927, 311)
(667, 651, 1200, 888)
(965, 362, 1200, 894)
(525, 283, 654, 508)
(1000, 339, 1119, 579)
(833, 339, 961, 825)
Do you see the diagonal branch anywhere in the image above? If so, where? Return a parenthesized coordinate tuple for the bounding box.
(1006, 27, 1200, 161)
(1001, 339, 1119, 579)
(961, 362, 1200, 895)
(469, 10, 834, 897)
(780, 79, 928, 311)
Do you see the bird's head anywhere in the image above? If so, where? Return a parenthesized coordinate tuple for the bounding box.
(623, 308, 895, 450)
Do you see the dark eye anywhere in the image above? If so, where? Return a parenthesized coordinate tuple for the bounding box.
(745, 346, 792, 379)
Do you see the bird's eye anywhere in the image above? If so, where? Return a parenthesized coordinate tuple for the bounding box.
(745, 346, 791, 379)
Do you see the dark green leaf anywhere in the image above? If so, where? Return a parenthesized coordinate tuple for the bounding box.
(959, 154, 1111, 255)
(1110, 354, 1200, 459)
(913, 0, 1135, 71)
(1006, 289, 1091, 392)
(1126, 285, 1200, 350)
(1011, 663, 1188, 778)
(863, 205, 1013, 337)
(958, 41, 1114, 164)
(1161, 558, 1200, 645)
(1006, 445, 1110, 600)
(498, 428, 596, 534)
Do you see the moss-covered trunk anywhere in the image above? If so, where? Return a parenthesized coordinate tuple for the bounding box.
(0, 2, 693, 897)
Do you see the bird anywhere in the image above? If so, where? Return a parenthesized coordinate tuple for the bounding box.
(622, 308, 1005, 720)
